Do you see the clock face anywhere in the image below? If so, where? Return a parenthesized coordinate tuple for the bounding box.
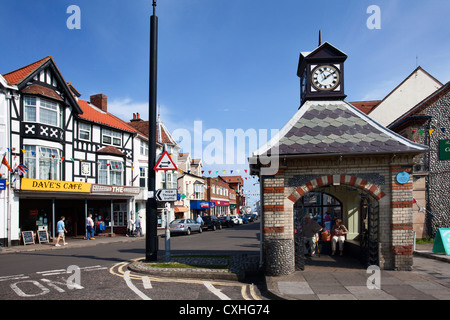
(312, 65, 340, 91)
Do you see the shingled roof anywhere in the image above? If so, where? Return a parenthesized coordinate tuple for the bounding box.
(253, 100, 428, 158)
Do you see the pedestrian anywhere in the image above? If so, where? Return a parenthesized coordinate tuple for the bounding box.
(135, 215, 143, 237)
(55, 216, 68, 247)
(86, 213, 95, 240)
(331, 219, 348, 256)
(127, 215, 136, 237)
(196, 214, 204, 226)
(303, 213, 323, 257)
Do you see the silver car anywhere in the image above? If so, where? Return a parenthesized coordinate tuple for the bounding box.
(169, 219, 202, 235)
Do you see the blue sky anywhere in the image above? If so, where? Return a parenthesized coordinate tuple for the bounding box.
(1, 0, 449, 204)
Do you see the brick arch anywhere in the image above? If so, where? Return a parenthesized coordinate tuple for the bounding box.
(287, 174, 386, 203)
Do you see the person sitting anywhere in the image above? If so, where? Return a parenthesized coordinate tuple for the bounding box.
(331, 219, 348, 256)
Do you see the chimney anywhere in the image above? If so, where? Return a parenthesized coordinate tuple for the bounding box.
(90, 94, 107, 112)
(130, 112, 143, 122)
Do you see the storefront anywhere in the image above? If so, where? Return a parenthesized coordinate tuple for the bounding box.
(17, 178, 139, 242)
(190, 200, 211, 218)
(210, 199, 229, 216)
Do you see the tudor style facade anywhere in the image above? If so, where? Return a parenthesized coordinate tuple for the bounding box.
(0, 57, 140, 244)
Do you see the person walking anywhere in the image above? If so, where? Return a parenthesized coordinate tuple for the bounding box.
(331, 219, 348, 256)
(55, 216, 68, 247)
(135, 215, 143, 237)
(303, 213, 323, 257)
(86, 213, 95, 240)
(127, 215, 136, 237)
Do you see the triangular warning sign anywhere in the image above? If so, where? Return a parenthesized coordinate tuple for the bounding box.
(154, 151, 178, 171)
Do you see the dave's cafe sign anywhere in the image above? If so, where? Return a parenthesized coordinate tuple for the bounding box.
(21, 178, 91, 193)
(439, 139, 450, 160)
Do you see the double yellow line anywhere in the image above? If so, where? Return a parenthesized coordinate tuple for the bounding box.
(109, 258, 262, 300)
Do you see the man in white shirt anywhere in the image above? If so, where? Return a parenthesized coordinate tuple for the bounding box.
(86, 213, 95, 240)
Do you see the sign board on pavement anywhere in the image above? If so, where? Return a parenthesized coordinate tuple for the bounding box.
(154, 151, 178, 171)
(433, 228, 450, 255)
(155, 189, 178, 202)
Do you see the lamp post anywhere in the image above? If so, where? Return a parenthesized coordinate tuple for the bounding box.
(146, 0, 158, 261)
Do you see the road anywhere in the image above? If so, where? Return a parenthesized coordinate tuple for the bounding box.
(0, 221, 267, 302)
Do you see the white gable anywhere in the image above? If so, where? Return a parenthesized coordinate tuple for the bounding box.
(369, 68, 442, 127)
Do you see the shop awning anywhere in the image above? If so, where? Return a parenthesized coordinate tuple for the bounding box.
(174, 206, 189, 213)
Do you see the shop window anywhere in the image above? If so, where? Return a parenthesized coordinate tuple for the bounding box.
(24, 145, 61, 180)
(113, 202, 128, 226)
(98, 159, 123, 185)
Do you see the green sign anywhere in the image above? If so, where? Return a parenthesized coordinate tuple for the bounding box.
(432, 228, 450, 255)
(439, 139, 450, 160)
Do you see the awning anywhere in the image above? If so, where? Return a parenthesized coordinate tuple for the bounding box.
(174, 206, 189, 213)
(190, 200, 210, 210)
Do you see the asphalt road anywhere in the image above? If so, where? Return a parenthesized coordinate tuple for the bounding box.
(0, 221, 266, 302)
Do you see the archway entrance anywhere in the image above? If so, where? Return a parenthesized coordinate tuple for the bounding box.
(293, 185, 380, 271)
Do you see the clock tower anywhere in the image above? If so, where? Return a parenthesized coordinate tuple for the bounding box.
(297, 41, 347, 107)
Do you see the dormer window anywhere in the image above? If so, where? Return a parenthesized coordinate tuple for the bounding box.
(24, 96, 62, 128)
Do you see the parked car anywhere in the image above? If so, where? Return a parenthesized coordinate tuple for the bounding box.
(218, 216, 234, 228)
(169, 219, 202, 235)
(241, 215, 249, 224)
(201, 215, 222, 231)
(244, 213, 255, 223)
(230, 215, 242, 225)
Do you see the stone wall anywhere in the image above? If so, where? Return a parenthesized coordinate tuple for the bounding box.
(397, 91, 450, 237)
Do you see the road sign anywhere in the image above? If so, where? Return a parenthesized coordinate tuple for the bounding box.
(154, 151, 178, 171)
(155, 189, 178, 202)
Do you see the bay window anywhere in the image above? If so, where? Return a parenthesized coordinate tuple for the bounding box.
(24, 96, 62, 127)
(24, 145, 61, 180)
(98, 159, 123, 186)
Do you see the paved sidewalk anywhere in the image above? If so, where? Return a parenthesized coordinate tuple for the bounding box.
(0, 231, 164, 254)
(265, 245, 450, 300)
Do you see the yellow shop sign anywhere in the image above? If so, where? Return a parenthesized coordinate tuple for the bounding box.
(21, 179, 91, 193)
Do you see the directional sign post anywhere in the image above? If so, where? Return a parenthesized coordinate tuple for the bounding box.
(155, 189, 178, 202)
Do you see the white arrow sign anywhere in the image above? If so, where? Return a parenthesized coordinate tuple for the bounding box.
(155, 189, 178, 202)
(154, 151, 178, 171)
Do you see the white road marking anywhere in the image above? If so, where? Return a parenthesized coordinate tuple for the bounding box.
(124, 271, 152, 300)
(203, 281, 231, 300)
(142, 276, 153, 289)
(0, 274, 29, 282)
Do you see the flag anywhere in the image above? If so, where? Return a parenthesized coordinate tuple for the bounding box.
(16, 164, 29, 176)
(1, 156, 13, 172)
(132, 174, 139, 182)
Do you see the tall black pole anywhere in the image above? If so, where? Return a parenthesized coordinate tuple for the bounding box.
(146, 0, 158, 261)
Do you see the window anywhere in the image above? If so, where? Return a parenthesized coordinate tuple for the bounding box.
(24, 97, 37, 122)
(139, 167, 147, 188)
(102, 129, 121, 147)
(24, 145, 61, 180)
(79, 122, 91, 141)
(98, 159, 123, 185)
(140, 140, 148, 156)
(24, 96, 62, 127)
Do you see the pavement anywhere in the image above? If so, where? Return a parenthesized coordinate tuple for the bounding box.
(1, 234, 449, 301)
(265, 244, 450, 300)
